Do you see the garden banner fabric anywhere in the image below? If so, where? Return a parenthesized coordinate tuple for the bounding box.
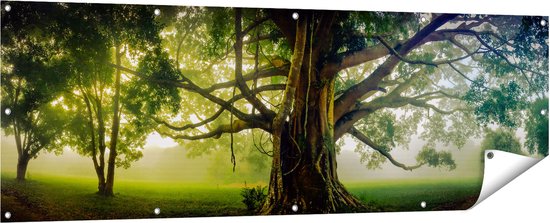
(1, 0, 548, 221)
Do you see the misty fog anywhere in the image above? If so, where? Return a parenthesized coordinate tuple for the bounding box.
(2, 130, 486, 185)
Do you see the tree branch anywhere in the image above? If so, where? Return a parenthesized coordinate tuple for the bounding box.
(438, 29, 544, 77)
(333, 14, 458, 122)
(412, 90, 462, 100)
(376, 36, 481, 67)
(348, 127, 425, 171)
(110, 63, 266, 124)
(156, 119, 263, 140)
(335, 92, 467, 139)
(235, 9, 275, 119)
(203, 66, 288, 92)
(152, 84, 285, 131)
(408, 100, 470, 115)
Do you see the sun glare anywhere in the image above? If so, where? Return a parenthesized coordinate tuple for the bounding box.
(144, 132, 178, 149)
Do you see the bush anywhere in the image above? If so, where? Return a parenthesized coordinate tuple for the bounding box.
(240, 185, 267, 211)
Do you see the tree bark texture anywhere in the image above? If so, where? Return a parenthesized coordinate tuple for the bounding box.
(261, 12, 364, 214)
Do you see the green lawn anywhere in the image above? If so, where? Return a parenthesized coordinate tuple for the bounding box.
(1, 173, 481, 221)
(346, 178, 482, 212)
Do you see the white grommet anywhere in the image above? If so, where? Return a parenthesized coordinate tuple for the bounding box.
(420, 201, 426, 208)
(291, 204, 298, 212)
(154, 9, 161, 16)
(4, 4, 11, 12)
(154, 207, 160, 215)
(541, 19, 547, 27)
(4, 212, 11, 219)
(292, 12, 299, 20)
(4, 108, 11, 115)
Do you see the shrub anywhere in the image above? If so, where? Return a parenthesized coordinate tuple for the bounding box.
(240, 185, 267, 211)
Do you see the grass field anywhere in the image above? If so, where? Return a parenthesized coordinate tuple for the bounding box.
(1, 173, 481, 221)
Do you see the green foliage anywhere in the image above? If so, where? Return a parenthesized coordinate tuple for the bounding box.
(420, 111, 481, 150)
(240, 185, 267, 211)
(327, 12, 416, 62)
(416, 146, 456, 170)
(463, 78, 526, 128)
(60, 4, 165, 169)
(352, 109, 422, 169)
(203, 7, 232, 58)
(127, 48, 182, 115)
(481, 128, 523, 155)
(1, 2, 73, 158)
(525, 98, 549, 156)
(355, 110, 419, 152)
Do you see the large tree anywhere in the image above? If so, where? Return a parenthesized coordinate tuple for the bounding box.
(131, 9, 548, 214)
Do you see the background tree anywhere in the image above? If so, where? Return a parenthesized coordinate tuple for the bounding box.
(2, 2, 169, 195)
(481, 128, 523, 155)
(57, 3, 168, 196)
(1, 3, 71, 181)
(525, 97, 548, 156)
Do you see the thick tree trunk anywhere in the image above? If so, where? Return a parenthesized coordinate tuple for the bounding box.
(261, 105, 364, 214)
(16, 154, 30, 182)
(261, 13, 364, 214)
(261, 81, 364, 214)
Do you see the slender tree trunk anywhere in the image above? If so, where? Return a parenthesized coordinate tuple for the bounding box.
(104, 45, 123, 196)
(82, 91, 107, 194)
(96, 169, 106, 193)
(16, 154, 30, 182)
(96, 99, 107, 195)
